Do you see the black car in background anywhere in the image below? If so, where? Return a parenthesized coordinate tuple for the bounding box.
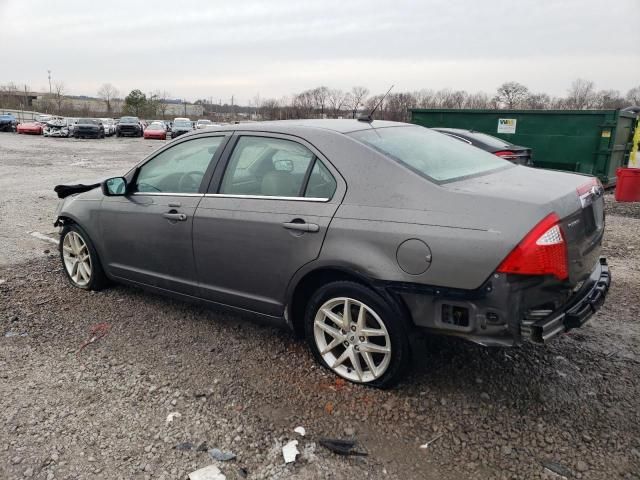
(0, 113, 18, 132)
(74, 119, 105, 139)
(433, 128, 532, 166)
(116, 116, 143, 137)
(171, 119, 193, 138)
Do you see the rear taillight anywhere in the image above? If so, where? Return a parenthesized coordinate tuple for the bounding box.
(494, 150, 516, 159)
(497, 213, 568, 280)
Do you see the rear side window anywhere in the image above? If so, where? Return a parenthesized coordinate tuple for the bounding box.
(220, 136, 315, 197)
(305, 160, 336, 199)
(349, 126, 511, 182)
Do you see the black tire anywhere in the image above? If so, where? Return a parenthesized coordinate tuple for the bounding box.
(304, 281, 411, 388)
(59, 224, 108, 291)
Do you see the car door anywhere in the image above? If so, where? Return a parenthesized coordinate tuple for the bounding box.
(99, 134, 229, 294)
(193, 132, 345, 316)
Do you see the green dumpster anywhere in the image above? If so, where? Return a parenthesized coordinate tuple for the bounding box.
(410, 109, 637, 186)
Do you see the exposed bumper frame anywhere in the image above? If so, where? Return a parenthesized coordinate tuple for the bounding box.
(522, 258, 610, 343)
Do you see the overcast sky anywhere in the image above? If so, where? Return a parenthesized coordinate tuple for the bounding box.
(1, 0, 638, 104)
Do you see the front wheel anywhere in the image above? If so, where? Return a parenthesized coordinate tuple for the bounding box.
(59, 225, 108, 290)
(304, 281, 410, 388)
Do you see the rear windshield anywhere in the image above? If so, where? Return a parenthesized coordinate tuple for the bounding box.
(120, 117, 139, 122)
(349, 126, 511, 182)
(174, 121, 192, 128)
(78, 119, 97, 124)
(463, 131, 512, 149)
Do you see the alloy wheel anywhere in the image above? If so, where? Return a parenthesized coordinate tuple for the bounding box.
(313, 297, 392, 383)
(62, 231, 92, 287)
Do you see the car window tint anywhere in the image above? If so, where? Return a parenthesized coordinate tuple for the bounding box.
(349, 126, 511, 182)
(220, 136, 315, 197)
(304, 160, 336, 199)
(136, 137, 224, 194)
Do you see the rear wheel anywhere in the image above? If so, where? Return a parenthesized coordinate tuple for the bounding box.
(304, 281, 410, 388)
(59, 225, 108, 291)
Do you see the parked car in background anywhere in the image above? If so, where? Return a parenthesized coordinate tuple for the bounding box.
(143, 122, 167, 140)
(116, 116, 143, 137)
(0, 113, 18, 132)
(53, 119, 609, 388)
(171, 119, 193, 138)
(74, 118, 105, 139)
(43, 118, 71, 137)
(35, 114, 53, 123)
(196, 119, 214, 129)
(433, 128, 533, 166)
(100, 118, 116, 136)
(17, 121, 45, 135)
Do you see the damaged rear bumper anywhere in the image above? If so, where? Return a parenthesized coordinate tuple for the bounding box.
(521, 258, 610, 343)
(389, 257, 611, 347)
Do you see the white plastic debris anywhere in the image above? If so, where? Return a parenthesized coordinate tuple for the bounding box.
(166, 412, 181, 424)
(282, 440, 300, 464)
(294, 426, 306, 436)
(419, 433, 443, 449)
(188, 464, 226, 480)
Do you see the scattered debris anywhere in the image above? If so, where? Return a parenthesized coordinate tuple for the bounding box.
(319, 438, 368, 456)
(4, 331, 27, 338)
(541, 460, 572, 478)
(294, 426, 306, 436)
(282, 440, 300, 464)
(175, 442, 194, 451)
(0, 278, 6, 285)
(208, 448, 236, 462)
(197, 441, 209, 452)
(324, 402, 334, 415)
(420, 433, 444, 449)
(76, 323, 111, 356)
(188, 464, 226, 480)
(166, 412, 182, 424)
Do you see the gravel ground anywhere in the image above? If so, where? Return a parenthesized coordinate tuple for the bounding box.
(1, 132, 639, 479)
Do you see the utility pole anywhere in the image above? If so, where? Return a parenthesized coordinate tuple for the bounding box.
(47, 70, 52, 94)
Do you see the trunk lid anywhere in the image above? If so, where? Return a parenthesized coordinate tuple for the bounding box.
(446, 166, 605, 284)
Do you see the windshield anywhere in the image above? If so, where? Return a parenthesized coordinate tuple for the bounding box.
(120, 116, 139, 123)
(78, 119, 97, 124)
(349, 126, 511, 182)
(148, 123, 164, 130)
(174, 121, 192, 128)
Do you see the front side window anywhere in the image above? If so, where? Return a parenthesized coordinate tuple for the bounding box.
(136, 136, 225, 194)
(220, 136, 315, 197)
(349, 126, 511, 182)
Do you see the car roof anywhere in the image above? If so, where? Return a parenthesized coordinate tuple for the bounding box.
(180, 119, 411, 139)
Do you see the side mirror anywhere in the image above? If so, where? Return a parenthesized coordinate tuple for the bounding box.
(103, 177, 127, 196)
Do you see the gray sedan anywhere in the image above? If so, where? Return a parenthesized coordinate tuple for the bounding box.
(54, 120, 610, 387)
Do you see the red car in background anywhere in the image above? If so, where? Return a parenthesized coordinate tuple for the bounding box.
(143, 122, 167, 140)
(17, 121, 45, 135)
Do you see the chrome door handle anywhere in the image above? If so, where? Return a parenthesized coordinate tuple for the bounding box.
(163, 212, 187, 221)
(283, 221, 319, 233)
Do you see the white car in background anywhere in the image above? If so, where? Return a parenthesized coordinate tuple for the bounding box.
(100, 118, 116, 136)
(196, 119, 219, 129)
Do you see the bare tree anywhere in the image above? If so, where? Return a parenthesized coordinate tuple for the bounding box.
(595, 89, 626, 109)
(464, 92, 491, 109)
(152, 90, 171, 119)
(495, 82, 529, 109)
(625, 86, 640, 106)
(261, 98, 280, 120)
(349, 86, 369, 118)
(524, 93, 551, 109)
(311, 86, 329, 117)
(327, 89, 347, 117)
(566, 79, 596, 109)
(97, 83, 119, 114)
(51, 82, 67, 114)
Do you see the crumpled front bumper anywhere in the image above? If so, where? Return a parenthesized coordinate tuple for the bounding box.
(521, 258, 611, 343)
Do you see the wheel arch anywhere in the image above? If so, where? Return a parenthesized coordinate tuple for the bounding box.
(286, 265, 411, 338)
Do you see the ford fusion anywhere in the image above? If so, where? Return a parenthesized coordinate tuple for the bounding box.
(53, 120, 610, 387)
